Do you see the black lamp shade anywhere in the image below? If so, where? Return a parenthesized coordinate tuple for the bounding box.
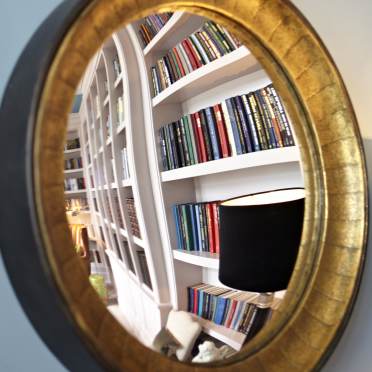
(218, 188, 305, 292)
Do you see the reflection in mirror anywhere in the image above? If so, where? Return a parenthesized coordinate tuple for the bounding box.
(64, 11, 304, 364)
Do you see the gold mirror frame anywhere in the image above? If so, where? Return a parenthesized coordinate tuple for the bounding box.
(33, 0, 367, 370)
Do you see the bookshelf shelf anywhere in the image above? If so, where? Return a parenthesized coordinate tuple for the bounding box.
(64, 189, 87, 195)
(116, 121, 126, 134)
(64, 147, 81, 154)
(152, 47, 260, 107)
(64, 168, 84, 175)
(161, 147, 300, 182)
(114, 73, 123, 88)
(190, 314, 246, 351)
(122, 179, 132, 187)
(173, 249, 219, 269)
(143, 12, 204, 56)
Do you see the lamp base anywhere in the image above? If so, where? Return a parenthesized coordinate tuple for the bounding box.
(256, 292, 274, 308)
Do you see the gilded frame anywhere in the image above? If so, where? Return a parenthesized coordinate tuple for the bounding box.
(2, 0, 367, 371)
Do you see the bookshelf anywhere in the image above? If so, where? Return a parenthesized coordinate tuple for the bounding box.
(76, 12, 304, 351)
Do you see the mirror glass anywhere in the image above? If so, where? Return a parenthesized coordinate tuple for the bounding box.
(63, 11, 304, 364)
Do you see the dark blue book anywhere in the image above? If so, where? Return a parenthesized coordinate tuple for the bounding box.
(214, 296, 228, 325)
(201, 203, 209, 252)
(198, 203, 207, 251)
(225, 98, 244, 155)
(199, 110, 214, 161)
(234, 96, 253, 153)
(187, 287, 193, 312)
(172, 205, 183, 250)
(159, 127, 169, 170)
(188, 204, 199, 251)
(168, 123, 180, 168)
(254, 91, 278, 148)
(174, 121, 186, 167)
(205, 107, 222, 159)
(242, 94, 261, 151)
(194, 204, 203, 251)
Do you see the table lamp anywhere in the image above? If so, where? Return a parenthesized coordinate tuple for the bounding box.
(218, 188, 305, 307)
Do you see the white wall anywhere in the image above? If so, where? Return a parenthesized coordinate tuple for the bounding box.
(0, 1, 371, 371)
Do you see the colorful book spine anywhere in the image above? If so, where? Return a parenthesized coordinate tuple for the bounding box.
(150, 20, 241, 96)
(187, 284, 274, 334)
(173, 201, 221, 253)
(158, 85, 295, 171)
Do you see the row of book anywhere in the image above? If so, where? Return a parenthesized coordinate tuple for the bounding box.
(173, 201, 220, 253)
(126, 197, 141, 238)
(65, 138, 80, 151)
(137, 250, 152, 288)
(64, 157, 83, 170)
(64, 177, 85, 191)
(151, 20, 241, 96)
(121, 148, 130, 180)
(188, 284, 272, 336)
(159, 84, 295, 171)
(137, 12, 173, 47)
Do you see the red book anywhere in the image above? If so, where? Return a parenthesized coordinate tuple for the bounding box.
(206, 203, 215, 253)
(212, 202, 220, 254)
(181, 40, 198, 71)
(225, 299, 238, 328)
(172, 47, 186, 77)
(192, 112, 208, 162)
(193, 287, 198, 314)
(213, 104, 230, 157)
(185, 38, 202, 68)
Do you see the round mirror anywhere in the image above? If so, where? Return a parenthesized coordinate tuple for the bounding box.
(0, 1, 367, 371)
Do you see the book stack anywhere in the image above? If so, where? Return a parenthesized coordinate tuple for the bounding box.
(121, 148, 130, 179)
(188, 284, 272, 337)
(113, 195, 124, 228)
(113, 54, 121, 79)
(150, 20, 241, 96)
(137, 250, 152, 288)
(159, 84, 294, 171)
(172, 201, 220, 253)
(137, 12, 173, 47)
(64, 157, 83, 170)
(64, 177, 85, 191)
(65, 138, 80, 150)
(116, 96, 124, 124)
(126, 197, 141, 238)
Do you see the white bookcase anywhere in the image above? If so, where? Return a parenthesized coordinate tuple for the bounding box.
(77, 12, 304, 350)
